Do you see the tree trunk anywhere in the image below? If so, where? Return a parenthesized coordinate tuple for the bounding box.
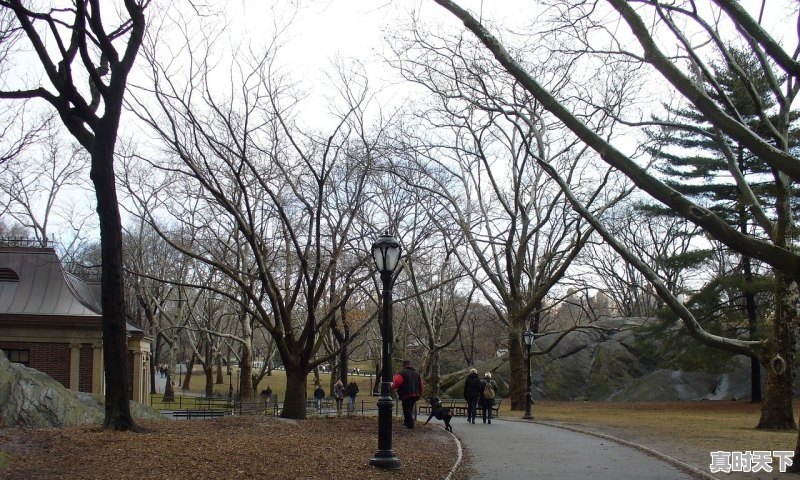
(507, 319, 526, 410)
(204, 364, 213, 397)
(758, 273, 796, 430)
(163, 345, 176, 402)
(149, 357, 157, 395)
(149, 337, 159, 395)
(281, 365, 308, 419)
(426, 349, 441, 397)
(92, 133, 135, 431)
(182, 355, 195, 390)
(215, 354, 224, 384)
(240, 347, 253, 400)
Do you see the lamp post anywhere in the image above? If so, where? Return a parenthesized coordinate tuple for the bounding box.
(369, 231, 402, 470)
(522, 329, 535, 420)
(228, 368, 233, 401)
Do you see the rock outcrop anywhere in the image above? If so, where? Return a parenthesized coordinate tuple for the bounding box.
(441, 318, 758, 402)
(0, 354, 161, 428)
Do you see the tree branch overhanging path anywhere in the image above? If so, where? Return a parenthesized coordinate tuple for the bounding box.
(433, 0, 800, 280)
(433, 0, 800, 440)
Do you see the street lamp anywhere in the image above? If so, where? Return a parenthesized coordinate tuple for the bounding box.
(227, 368, 233, 401)
(522, 329, 535, 420)
(369, 231, 402, 470)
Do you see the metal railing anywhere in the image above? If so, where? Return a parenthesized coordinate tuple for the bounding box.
(151, 393, 420, 420)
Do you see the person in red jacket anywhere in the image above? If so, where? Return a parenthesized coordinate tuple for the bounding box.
(391, 359, 424, 429)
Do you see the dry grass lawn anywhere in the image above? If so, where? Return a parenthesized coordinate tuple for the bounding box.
(521, 401, 797, 477)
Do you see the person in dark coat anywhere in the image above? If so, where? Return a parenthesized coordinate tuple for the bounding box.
(263, 385, 273, 407)
(462, 368, 482, 424)
(391, 359, 424, 429)
(313, 384, 325, 413)
(480, 372, 499, 424)
(345, 380, 360, 415)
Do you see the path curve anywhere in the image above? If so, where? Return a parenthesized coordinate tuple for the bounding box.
(453, 417, 705, 479)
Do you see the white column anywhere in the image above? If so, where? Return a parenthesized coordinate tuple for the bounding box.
(132, 351, 143, 403)
(92, 343, 104, 396)
(69, 343, 81, 391)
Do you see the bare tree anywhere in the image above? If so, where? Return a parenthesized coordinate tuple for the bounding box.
(0, 123, 90, 248)
(128, 23, 387, 418)
(432, 0, 799, 435)
(0, 0, 147, 431)
(389, 25, 631, 409)
(401, 220, 475, 396)
(581, 203, 702, 317)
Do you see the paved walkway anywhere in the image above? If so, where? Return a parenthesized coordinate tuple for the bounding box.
(453, 417, 699, 479)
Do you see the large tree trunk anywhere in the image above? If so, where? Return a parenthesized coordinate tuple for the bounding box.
(281, 365, 308, 419)
(240, 347, 253, 400)
(507, 319, 526, 411)
(215, 354, 224, 384)
(758, 273, 796, 430)
(150, 336, 160, 395)
(93, 133, 135, 431)
(182, 355, 195, 390)
(204, 364, 214, 397)
(426, 349, 441, 397)
(163, 345, 176, 402)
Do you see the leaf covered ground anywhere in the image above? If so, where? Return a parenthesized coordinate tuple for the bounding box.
(0, 416, 470, 480)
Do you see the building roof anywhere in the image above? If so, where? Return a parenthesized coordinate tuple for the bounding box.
(0, 247, 101, 317)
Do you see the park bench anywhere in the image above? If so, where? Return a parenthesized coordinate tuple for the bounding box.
(419, 398, 502, 417)
(171, 409, 229, 419)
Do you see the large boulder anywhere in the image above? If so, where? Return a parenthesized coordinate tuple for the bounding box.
(609, 368, 752, 402)
(440, 317, 761, 402)
(0, 354, 161, 428)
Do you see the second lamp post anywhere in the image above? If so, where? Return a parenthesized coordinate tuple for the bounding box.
(369, 231, 402, 469)
(522, 329, 535, 420)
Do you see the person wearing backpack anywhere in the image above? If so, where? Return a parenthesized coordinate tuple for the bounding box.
(463, 368, 482, 424)
(479, 371, 498, 424)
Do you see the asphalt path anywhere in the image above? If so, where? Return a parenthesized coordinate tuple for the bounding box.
(452, 417, 697, 480)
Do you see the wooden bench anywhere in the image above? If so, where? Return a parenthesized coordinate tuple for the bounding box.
(419, 398, 502, 417)
(171, 409, 229, 419)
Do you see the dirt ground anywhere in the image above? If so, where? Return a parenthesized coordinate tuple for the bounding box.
(3, 401, 795, 480)
(0, 416, 471, 480)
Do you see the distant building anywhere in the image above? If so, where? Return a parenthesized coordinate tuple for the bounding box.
(0, 246, 151, 405)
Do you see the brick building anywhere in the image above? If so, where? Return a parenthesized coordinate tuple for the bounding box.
(0, 246, 151, 405)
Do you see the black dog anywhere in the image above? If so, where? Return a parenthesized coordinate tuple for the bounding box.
(423, 396, 453, 432)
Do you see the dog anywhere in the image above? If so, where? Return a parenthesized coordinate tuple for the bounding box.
(423, 396, 453, 432)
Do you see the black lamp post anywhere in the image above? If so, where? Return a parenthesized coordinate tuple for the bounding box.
(227, 368, 233, 401)
(369, 231, 402, 470)
(522, 329, 535, 420)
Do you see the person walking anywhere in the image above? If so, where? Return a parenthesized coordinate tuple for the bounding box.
(480, 372, 498, 424)
(391, 360, 423, 429)
(463, 368, 482, 424)
(334, 380, 345, 416)
(346, 379, 360, 416)
(313, 384, 325, 414)
(264, 385, 272, 408)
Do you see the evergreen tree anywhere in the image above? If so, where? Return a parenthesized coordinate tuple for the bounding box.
(643, 49, 799, 402)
